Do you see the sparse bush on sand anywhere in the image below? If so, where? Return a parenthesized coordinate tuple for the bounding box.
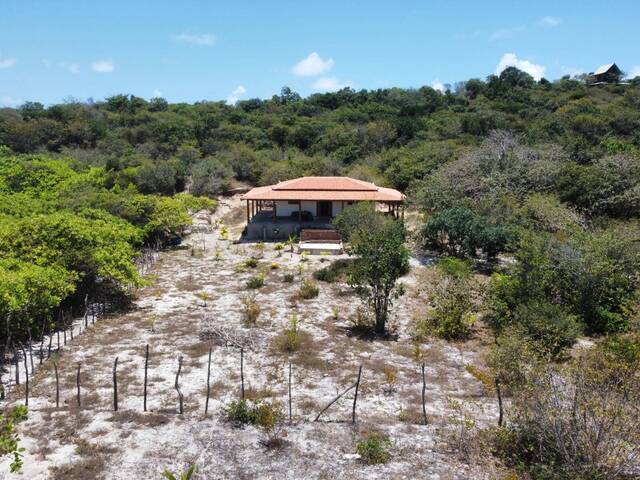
(355, 431, 392, 464)
(246, 274, 265, 289)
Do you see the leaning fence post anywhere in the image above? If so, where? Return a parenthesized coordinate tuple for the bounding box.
(76, 363, 81, 407)
(53, 361, 60, 408)
(204, 346, 212, 415)
(240, 347, 245, 400)
(352, 365, 363, 424)
(143, 344, 149, 412)
(421, 362, 427, 425)
(113, 357, 119, 411)
(288, 361, 292, 423)
(175, 356, 184, 414)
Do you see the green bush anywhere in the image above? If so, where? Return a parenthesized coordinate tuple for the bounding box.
(246, 274, 264, 289)
(297, 278, 319, 299)
(223, 399, 259, 425)
(283, 272, 294, 283)
(312, 259, 352, 283)
(273, 315, 309, 353)
(355, 432, 392, 464)
(244, 258, 258, 268)
(511, 301, 581, 359)
(422, 206, 508, 258)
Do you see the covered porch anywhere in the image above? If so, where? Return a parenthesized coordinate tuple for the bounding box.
(240, 176, 406, 241)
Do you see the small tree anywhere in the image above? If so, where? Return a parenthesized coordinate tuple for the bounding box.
(348, 217, 409, 334)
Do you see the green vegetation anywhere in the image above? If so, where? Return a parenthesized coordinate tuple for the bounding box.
(0, 405, 28, 473)
(297, 278, 319, 299)
(245, 274, 265, 289)
(340, 211, 409, 334)
(354, 431, 392, 464)
(414, 258, 476, 340)
(0, 151, 215, 349)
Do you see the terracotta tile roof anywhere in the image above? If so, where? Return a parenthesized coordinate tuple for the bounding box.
(241, 176, 405, 202)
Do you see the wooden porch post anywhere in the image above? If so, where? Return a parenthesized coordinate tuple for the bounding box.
(246, 200, 250, 223)
(298, 201, 302, 223)
(273, 201, 277, 221)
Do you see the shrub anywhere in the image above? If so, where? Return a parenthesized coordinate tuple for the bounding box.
(355, 432, 392, 464)
(312, 259, 352, 283)
(415, 268, 475, 341)
(0, 405, 28, 473)
(492, 347, 640, 479)
(255, 401, 287, 448)
(297, 278, 319, 299)
(223, 399, 259, 425)
(241, 294, 261, 325)
(244, 258, 258, 268)
(273, 315, 308, 353)
(422, 206, 508, 258)
(245, 274, 264, 289)
(511, 301, 581, 359)
(283, 272, 294, 283)
(269, 262, 280, 270)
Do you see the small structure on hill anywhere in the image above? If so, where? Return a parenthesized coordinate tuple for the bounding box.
(240, 176, 405, 244)
(589, 63, 624, 84)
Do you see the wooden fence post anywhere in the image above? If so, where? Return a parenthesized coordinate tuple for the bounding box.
(175, 356, 183, 414)
(352, 365, 362, 424)
(22, 350, 29, 407)
(27, 329, 34, 371)
(495, 378, 503, 427)
(53, 361, 60, 408)
(288, 361, 292, 423)
(143, 344, 149, 412)
(76, 363, 81, 407)
(47, 329, 52, 359)
(240, 347, 245, 400)
(421, 362, 427, 425)
(204, 346, 212, 415)
(13, 345, 19, 386)
(113, 357, 119, 411)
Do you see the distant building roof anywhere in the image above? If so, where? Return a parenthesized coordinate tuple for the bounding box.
(594, 63, 621, 75)
(241, 176, 405, 202)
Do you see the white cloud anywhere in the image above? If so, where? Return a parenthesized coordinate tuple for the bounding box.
(0, 95, 22, 107)
(226, 85, 246, 104)
(292, 52, 334, 77)
(0, 57, 16, 69)
(430, 79, 447, 93)
(91, 59, 114, 73)
(496, 53, 546, 81)
(538, 16, 562, 28)
(152, 89, 163, 98)
(628, 66, 640, 79)
(312, 76, 353, 92)
(173, 33, 216, 46)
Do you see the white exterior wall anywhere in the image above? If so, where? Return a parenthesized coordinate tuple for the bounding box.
(274, 200, 360, 218)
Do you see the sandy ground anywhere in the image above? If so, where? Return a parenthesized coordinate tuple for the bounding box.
(0, 195, 500, 480)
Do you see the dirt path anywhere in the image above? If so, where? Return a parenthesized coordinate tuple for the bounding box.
(1, 196, 498, 479)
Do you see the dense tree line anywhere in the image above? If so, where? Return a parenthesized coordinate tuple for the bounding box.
(1, 68, 639, 198)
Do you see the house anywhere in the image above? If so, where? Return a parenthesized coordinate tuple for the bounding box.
(240, 176, 405, 242)
(589, 63, 623, 84)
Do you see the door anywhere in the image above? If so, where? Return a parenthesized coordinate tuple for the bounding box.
(317, 201, 332, 218)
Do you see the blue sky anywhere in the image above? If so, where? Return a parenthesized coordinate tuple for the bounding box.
(1, 0, 639, 106)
